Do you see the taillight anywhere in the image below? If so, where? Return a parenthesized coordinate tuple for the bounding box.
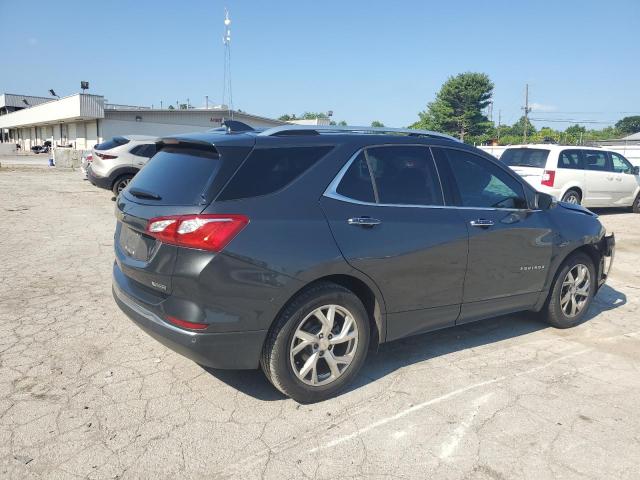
(96, 152, 118, 160)
(86, 155, 93, 162)
(146, 214, 249, 252)
(541, 170, 555, 187)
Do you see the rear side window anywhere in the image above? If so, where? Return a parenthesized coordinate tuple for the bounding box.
(501, 148, 549, 168)
(558, 150, 583, 169)
(130, 144, 156, 158)
(95, 136, 129, 150)
(584, 151, 611, 171)
(218, 146, 333, 201)
(336, 152, 375, 203)
(126, 147, 221, 205)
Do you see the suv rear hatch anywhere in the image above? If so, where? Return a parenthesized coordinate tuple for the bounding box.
(114, 135, 254, 296)
(501, 148, 550, 187)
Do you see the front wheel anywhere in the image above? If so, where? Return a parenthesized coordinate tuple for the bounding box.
(561, 189, 581, 205)
(542, 253, 595, 328)
(261, 283, 370, 403)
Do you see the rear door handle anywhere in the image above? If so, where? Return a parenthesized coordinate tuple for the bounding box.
(470, 219, 495, 228)
(348, 217, 382, 227)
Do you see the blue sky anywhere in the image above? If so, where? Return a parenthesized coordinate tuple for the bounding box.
(1, 0, 639, 129)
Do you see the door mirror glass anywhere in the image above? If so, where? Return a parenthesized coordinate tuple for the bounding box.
(535, 192, 554, 210)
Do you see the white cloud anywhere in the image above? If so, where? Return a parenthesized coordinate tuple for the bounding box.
(529, 102, 557, 112)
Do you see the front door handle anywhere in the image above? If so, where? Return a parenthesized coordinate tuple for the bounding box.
(348, 217, 382, 227)
(470, 219, 494, 228)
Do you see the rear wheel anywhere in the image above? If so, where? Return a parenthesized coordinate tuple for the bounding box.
(542, 253, 595, 328)
(261, 283, 370, 403)
(112, 174, 134, 196)
(561, 189, 581, 205)
(632, 192, 640, 213)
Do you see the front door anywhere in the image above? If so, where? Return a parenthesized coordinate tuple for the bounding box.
(432, 147, 554, 323)
(609, 152, 639, 206)
(583, 150, 615, 207)
(320, 146, 468, 340)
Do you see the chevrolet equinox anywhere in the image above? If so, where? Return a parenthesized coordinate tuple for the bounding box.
(112, 124, 615, 403)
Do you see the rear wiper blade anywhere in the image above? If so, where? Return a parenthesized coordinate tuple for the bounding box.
(129, 188, 162, 200)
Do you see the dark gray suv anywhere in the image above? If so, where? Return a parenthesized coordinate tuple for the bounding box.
(112, 124, 615, 402)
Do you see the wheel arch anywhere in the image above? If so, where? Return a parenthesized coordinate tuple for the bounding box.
(109, 167, 140, 189)
(561, 185, 583, 201)
(268, 273, 386, 348)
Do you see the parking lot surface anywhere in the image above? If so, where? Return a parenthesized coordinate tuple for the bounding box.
(1, 167, 639, 479)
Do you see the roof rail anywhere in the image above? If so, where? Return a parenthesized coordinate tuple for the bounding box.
(257, 125, 460, 142)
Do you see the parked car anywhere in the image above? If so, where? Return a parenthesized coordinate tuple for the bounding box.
(87, 135, 158, 195)
(30, 140, 51, 154)
(80, 153, 93, 179)
(501, 145, 640, 212)
(111, 124, 615, 402)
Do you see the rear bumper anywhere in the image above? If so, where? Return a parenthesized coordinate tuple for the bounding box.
(112, 266, 267, 370)
(87, 166, 112, 190)
(598, 233, 615, 288)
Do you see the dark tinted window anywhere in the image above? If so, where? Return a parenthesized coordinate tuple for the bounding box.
(441, 148, 527, 209)
(336, 152, 375, 203)
(501, 148, 549, 168)
(558, 150, 583, 169)
(95, 136, 129, 150)
(366, 146, 443, 205)
(126, 147, 221, 205)
(218, 146, 332, 201)
(584, 151, 611, 171)
(130, 144, 156, 158)
(610, 152, 633, 173)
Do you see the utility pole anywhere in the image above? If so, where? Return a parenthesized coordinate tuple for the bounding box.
(497, 110, 502, 143)
(160, 100, 163, 109)
(205, 95, 209, 109)
(522, 84, 532, 143)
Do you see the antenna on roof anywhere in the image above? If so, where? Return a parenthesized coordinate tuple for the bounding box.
(222, 8, 233, 120)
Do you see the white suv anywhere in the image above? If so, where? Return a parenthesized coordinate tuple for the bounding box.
(87, 135, 158, 195)
(501, 145, 640, 212)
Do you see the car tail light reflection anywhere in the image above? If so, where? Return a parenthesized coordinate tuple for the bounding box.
(541, 170, 555, 187)
(146, 214, 249, 252)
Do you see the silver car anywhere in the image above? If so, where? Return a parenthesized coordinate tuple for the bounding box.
(87, 135, 158, 195)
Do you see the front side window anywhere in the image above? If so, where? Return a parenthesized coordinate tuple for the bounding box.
(438, 148, 527, 209)
(558, 150, 584, 170)
(583, 151, 612, 171)
(610, 152, 633, 173)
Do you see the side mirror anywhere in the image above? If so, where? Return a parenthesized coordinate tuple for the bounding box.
(632, 166, 639, 176)
(535, 192, 554, 210)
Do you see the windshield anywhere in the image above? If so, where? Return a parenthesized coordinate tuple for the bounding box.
(501, 148, 549, 168)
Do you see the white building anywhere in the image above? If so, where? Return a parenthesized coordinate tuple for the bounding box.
(0, 92, 283, 151)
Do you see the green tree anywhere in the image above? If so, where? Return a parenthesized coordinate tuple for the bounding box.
(301, 112, 329, 120)
(179, 103, 188, 110)
(615, 116, 640, 135)
(508, 116, 537, 138)
(167, 105, 175, 110)
(337, 120, 348, 126)
(278, 114, 297, 121)
(370, 120, 385, 127)
(412, 72, 493, 142)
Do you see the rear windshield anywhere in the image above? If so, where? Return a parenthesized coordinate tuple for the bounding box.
(126, 147, 221, 205)
(501, 148, 549, 168)
(217, 146, 333, 201)
(95, 136, 129, 151)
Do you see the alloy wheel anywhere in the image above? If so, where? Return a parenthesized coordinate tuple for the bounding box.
(560, 264, 590, 317)
(565, 193, 579, 204)
(116, 178, 131, 194)
(289, 305, 359, 386)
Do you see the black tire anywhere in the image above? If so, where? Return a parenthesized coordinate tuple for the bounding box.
(112, 174, 133, 196)
(632, 192, 640, 214)
(261, 282, 370, 403)
(542, 252, 596, 329)
(561, 189, 581, 205)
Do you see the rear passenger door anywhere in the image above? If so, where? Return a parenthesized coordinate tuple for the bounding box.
(321, 145, 468, 341)
(432, 147, 553, 323)
(609, 152, 638, 205)
(583, 150, 614, 206)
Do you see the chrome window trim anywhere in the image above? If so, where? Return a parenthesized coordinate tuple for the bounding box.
(323, 145, 540, 213)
